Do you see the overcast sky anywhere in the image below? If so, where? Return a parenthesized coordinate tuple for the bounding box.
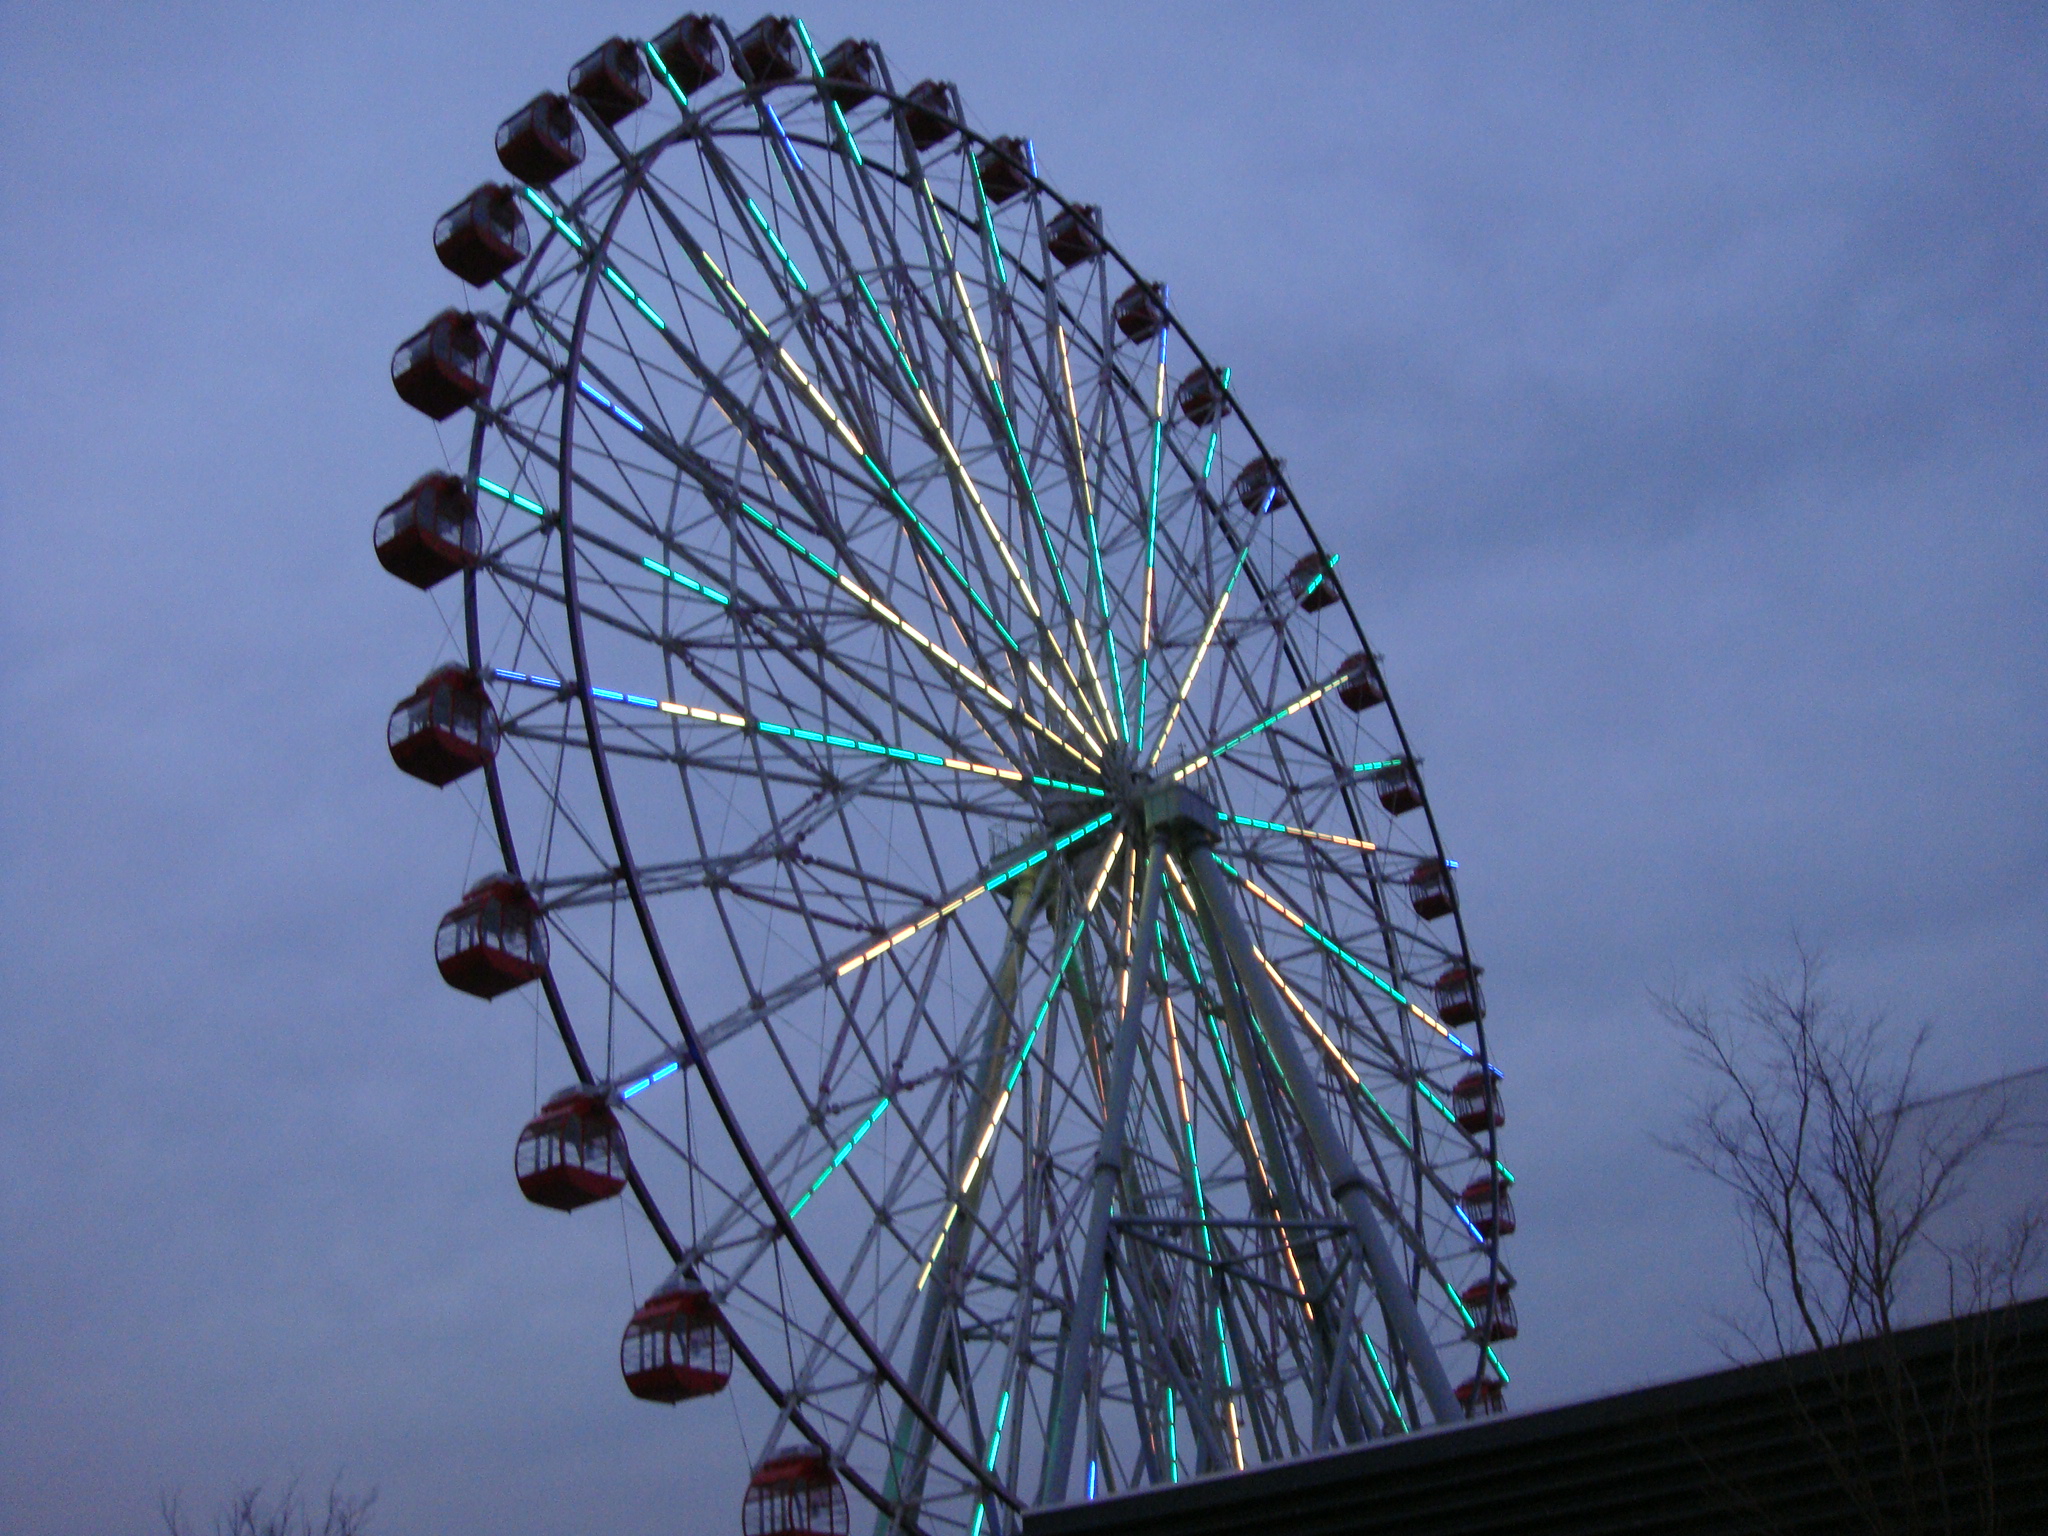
(3, 3, 2043, 1533)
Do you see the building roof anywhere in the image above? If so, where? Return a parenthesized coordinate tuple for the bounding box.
(1026, 1297, 2048, 1536)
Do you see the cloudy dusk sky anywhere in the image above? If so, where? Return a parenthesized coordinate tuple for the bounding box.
(4, 4, 2043, 1533)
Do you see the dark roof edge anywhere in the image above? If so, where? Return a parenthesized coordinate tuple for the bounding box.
(1028, 1295, 2048, 1535)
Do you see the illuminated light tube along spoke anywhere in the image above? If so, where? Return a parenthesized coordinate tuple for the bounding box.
(788, 1096, 890, 1215)
(477, 476, 743, 612)
(1168, 668, 1360, 783)
(985, 370, 1110, 742)
(642, 40, 691, 111)
(599, 826, 1122, 1114)
(522, 186, 585, 249)
(792, 20, 865, 166)
(577, 378, 645, 434)
(620, 1060, 681, 1099)
(734, 501, 1097, 767)
(1212, 854, 1476, 1058)
(1251, 946, 1412, 1151)
(639, 556, 730, 605)
(490, 668, 1103, 798)
(1200, 367, 1233, 480)
(916, 832, 1125, 1289)
(1147, 545, 1253, 769)
(1360, 1331, 1411, 1431)
(1219, 812, 1375, 853)
(1054, 324, 1128, 741)
(759, 99, 805, 173)
(1137, 333, 1167, 752)
(476, 476, 547, 518)
(521, 186, 670, 334)
(852, 282, 1106, 751)
(838, 811, 1114, 978)
(683, 233, 1038, 673)
(744, 196, 808, 292)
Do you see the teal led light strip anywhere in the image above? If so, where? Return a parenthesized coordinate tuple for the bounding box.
(1360, 1330, 1411, 1431)
(639, 556, 729, 605)
(855, 276, 922, 390)
(788, 1096, 891, 1215)
(642, 40, 690, 111)
(491, 668, 1104, 798)
(791, 20, 865, 166)
(477, 476, 546, 517)
(745, 197, 809, 292)
(1212, 854, 1478, 1060)
(475, 478, 730, 609)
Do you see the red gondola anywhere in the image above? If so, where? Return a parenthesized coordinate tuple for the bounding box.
(435, 875, 546, 999)
(976, 137, 1032, 204)
(1451, 1070, 1504, 1135)
(495, 93, 585, 187)
(897, 79, 960, 149)
(742, 1449, 848, 1536)
(568, 37, 650, 125)
(434, 184, 530, 287)
(375, 472, 478, 590)
(1459, 1276, 1518, 1342)
(652, 15, 725, 93)
(1336, 651, 1385, 712)
(1287, 553, 1339, 612)
(516, 1089, 628, 1210)
(1433, 964, 1484, 1027)
(1408, 859, 1457, 921)
(1459, 1174, 1516, 1239)
(621, 1281, 733, 1402)
(1456, 1375, 1506, 1416)
(391, 310, 492, 421)
(735, 16, 803, 85)
(1112, 281, 1168, 344)
(1232, 456, 1288, 514)
(1176, 367, 1229, 426)
(388, 665, 496, 786)
(1047, 204, 1103, 267)
(819, 39, 880, 109)
(1368, 760, 1421, 815)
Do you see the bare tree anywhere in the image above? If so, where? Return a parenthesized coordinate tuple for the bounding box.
(160, 1478, 377, 1536)
(1659, 945, 2045, 1534)
(1656, 942, 2035, 1357)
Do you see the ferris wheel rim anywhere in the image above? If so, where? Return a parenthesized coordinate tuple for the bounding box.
(430, 21, 1510, 1524)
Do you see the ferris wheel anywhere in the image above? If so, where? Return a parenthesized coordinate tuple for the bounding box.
(378, 14, 1515, 1533)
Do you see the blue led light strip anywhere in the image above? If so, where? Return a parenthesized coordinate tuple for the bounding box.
(620, 1060, 680, 1099)
(577, 378, 645, 433)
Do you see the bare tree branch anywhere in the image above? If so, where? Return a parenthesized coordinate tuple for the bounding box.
(1655, 943, 2029, 1357)
(159, 1478, 377, 1536)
